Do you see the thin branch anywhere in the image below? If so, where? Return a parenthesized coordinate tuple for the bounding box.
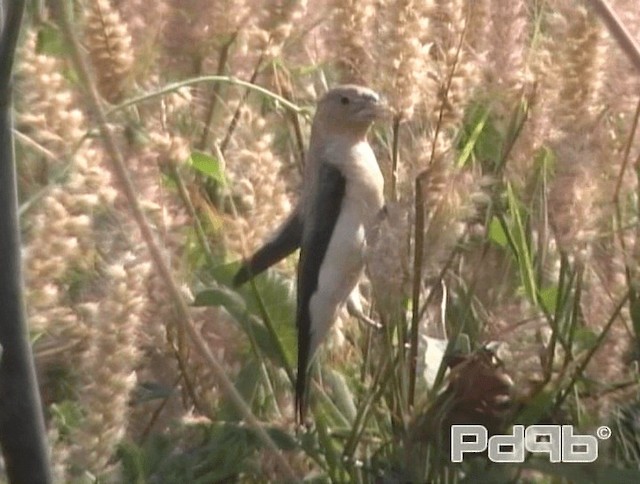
(390, 115, 401, 202)
(409, 173, 426, 408)
(197, 33, 238, 151)
(587, 0, 640, 73)
(613, 96, 640, 201)
(220, 54, 264, 154)
(554, 291, 630, 410)
(105, 75, 306, 119)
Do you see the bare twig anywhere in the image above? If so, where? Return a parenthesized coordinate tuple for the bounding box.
(272, 65, 306, 171)
(409, 173, 426, 407)
(587, 0, 640, 72)
(105, 75, 305, 118)
(220, 54, 264, 154)
(613, 97, 640, 201)
(197, 33, 238, 151)
(554, 291, 630, 410)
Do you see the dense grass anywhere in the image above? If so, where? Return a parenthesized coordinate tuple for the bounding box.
(12, 0, 640, 482)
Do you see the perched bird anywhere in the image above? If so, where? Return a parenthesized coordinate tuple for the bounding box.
(233, 85, 386, 421)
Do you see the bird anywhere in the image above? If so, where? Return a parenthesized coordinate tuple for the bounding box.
(233, 85, 386, 421)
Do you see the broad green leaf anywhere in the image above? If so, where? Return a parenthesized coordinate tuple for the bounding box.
(573, 327, 599, 353)
(193, 286, 283, 368)
(193, 286, 244, 310)
(199, 262, 297, 371)
(539, 285, 559, 314)
(488, 216, 508, 248)
(324, 369, 357, 424)
(188, 151, 226, 185)
(36, 23, 67, 56)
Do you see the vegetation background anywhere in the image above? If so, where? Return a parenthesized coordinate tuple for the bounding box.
(10, 0, 640, 481)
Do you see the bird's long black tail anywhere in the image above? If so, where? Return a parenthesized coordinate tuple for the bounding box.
(295, 333, 310, 423)
(233, 211, 303, 286)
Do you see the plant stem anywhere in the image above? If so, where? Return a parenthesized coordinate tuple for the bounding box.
(409, 173, 426, 407)
(390, 114, 401, 201)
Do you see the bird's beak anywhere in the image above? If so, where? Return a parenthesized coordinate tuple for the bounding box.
(373, 99, 393, 120)
(358, 98, 391, 123)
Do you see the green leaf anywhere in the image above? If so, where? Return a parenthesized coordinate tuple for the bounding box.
(36, 23, 67, 56)
(514, 389, 556, 427)
(573, 327, 599, 353)
(539, 285, 559, 314)
(117, 441, 146, 484)
(193, 286, 245, 310)
(488, 216, 508, 248)
(324, 369, 357, 424)
(505, 183, 538, 305)
(196, 262, 297, 372)
(264, 427, 298, 451)
(188, 151, 226, 185)
(458, 106, 490, 167)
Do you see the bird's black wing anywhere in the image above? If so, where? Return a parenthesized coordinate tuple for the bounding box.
(295, 161, 346, 422)
(232, 210, 303, 286)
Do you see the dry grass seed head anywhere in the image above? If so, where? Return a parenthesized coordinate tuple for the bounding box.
(17, 32, 85, 160)
(330, 0, 376, 84)
(374, 0, 431, 120)
(85, 0, 135, 103)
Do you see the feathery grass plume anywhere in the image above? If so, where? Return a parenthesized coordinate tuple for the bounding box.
(84, 0, 134, 103)
(463, 0, 489, 59)
(425, 0, 479, 131)
(68, 256, 150, 477)
(484, 0, 529, 99)
(548, 141, 600, 258)
(368, 201, 412, 314)
(126, 123, 245, 426)
(420, 150, 482, 280)
(225, 105, 296, 260)
(579, 261, 632, 415)
(110, 0, 169, 66)
(543, 3, 634, 414)
(600, 0, 640, 120)
(546, 3, 605, 135)
(251, 0, 309, 60)
(47, 426, 71, 483)
(18, 29, 118, 372)
(545, 4, 606, 256)
(374, 0, 430, 120)
(330, 0, 376, 84)
(163, 0, 248, 74)
(17, 32, 85, 168)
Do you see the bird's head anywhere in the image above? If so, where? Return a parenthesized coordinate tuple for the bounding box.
(312, 85, 388, 139)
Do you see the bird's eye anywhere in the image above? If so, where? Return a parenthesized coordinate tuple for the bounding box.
(340, 96, 350, 105)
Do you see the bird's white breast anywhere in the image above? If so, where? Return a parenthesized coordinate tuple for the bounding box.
(307, 139, 384, 354)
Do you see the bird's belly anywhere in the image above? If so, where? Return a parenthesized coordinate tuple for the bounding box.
(307, 206, 366, 353)
(319, 208, 365, 300)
